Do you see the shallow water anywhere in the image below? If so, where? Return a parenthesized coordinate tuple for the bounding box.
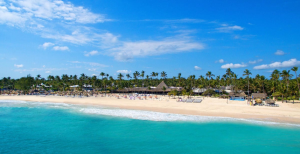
(1, 100, 300, 154)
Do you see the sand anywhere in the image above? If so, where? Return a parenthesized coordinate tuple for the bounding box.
(1, 95, 300, 124)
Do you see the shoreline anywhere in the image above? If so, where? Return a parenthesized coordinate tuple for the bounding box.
(1, 95, 300, 124)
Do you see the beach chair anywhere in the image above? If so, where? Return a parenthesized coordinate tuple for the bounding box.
(193, 99, 202, 103)
(186, 99, 194, 103)
(181, 99, 187, 102)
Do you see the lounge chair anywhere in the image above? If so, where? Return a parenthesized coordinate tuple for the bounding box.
(186, 99, 193, 103)
(181, 99, 187, 102)
(193, 99, 202, 103)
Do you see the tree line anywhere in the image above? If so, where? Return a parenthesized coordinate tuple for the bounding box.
(1, 67, 299, 100)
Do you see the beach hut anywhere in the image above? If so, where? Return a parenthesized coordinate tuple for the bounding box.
(116, 81, 182, 94)
(251, 93, 267, 99)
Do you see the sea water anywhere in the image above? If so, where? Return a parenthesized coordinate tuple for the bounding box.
(0, 100, 300, 154)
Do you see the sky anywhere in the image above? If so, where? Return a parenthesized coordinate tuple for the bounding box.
(1, 0, 300, 79)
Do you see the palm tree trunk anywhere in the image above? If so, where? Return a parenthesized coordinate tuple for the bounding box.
(295, 72, 300, 99)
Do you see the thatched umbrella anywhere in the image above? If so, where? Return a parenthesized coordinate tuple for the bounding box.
(265, 99, 275, 104)
(255, 98, 262, 104)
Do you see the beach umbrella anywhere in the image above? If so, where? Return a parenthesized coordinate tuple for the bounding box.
(255, 98, 262, 104)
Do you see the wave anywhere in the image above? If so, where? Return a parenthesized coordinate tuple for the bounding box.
(1, 100, 300, 127)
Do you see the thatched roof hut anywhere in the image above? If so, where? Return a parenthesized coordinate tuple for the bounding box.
(156, 81, 168, 89)
(229, 92, 246, 97)
(265, 99, 275, 104)
(251, 93, 267, 99)
(116, 81, 181, 94)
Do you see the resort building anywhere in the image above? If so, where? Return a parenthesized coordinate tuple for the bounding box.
(251, 93, 267, 100)
(116, 81, 182, 94)
(70, 84, 93, 91)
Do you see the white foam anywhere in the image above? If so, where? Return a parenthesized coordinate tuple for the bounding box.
(78, 108, 300, 127)
(1, 100, 300, 127)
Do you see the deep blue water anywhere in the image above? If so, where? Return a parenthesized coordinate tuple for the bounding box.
(1, 100, 300, 154)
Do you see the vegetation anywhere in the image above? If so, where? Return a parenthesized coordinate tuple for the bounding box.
(1, 67, 299, 101)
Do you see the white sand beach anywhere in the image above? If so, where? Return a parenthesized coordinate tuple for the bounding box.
(1, 95, 300, 124)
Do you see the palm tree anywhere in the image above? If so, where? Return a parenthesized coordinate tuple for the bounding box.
(141, 70, 145, 79)
(155, 72, 159, 79)
(141, 70, 145, 87)
(126, 74, 131, 80)
(151, 72, 156, 79)
(281, 70, 292, 91)
(118, 73, 124, 81)
(206, 71, 215, 88)
(100, 72, 105, 91)
(270, 69, 280, 93)
(178, 73, 182, 86)
(243, 69, 252, 96)
(225, 68, 233, 91)
(161, 71, 167, 80)
(260, 75, 266, 93)
(291, 67, 299, 97)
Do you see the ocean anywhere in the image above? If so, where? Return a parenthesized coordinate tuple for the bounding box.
(0, 100, 300, 154)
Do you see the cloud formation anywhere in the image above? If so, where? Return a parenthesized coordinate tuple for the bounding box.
(41, 42, 54, 49)
(194, 66, 202, 70)
(0, 0, 115, 46)
(14, 64, 23, 68)
(110, 38, 204, 61)
(221, 63, 247, 69)
(216, 59, 224, 63)
(53, 46, 69, 51)
(253, 59, 300, 69)
(0, 0, 107, 25)
(84, 50, 99, 57)
(249, 59, 263, 64)
(69, 61, 108, 68)
(117, 70, 131, 74)
(275, 50, 285, 55)
(216, 25, 243, 33)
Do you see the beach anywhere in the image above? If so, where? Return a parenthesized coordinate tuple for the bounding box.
(1, 95, 300, 124)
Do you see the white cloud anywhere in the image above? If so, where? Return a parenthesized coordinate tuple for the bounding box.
(14, 64, 23, 68)
(2, 0, 107, 24)
(116, 70, 131, 74)
(253, 59, 300, 70)
(0, 0, 114, 47)
(14, 67, 67, 72)
(9, 3, 21, 11)
(88, 68, 96, 71)
(194, 66, 202, 70)
(88, 62, 108, 67)
(249, 59, 263, 64)
(0, 5, 28, 26)
(275, 50, 285, 55)
(165, 18, 205, 23)
(53, 46, 69, 51)
(110, 38, 204, 61)
(216, 59, 224, 63)
(221, 63, 247, 69)
(41, 42, 54, 49)
(0, 0, 5, 5)
(216, 25, 244, 33)
(68, 61, 108, 67)
(84, 50, 99, 57)
(142, 18, 205, 23)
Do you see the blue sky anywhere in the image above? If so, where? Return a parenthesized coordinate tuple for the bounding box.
(1, 0, 300, 79)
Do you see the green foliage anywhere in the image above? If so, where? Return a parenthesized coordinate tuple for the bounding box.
(14, 76, 34, 94)
(1, 67, 299, 99)
(203, 89, 216, 96)
(272, 92, 282, 97)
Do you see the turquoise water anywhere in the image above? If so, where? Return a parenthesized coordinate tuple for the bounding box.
(1, 100, 300, 154)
